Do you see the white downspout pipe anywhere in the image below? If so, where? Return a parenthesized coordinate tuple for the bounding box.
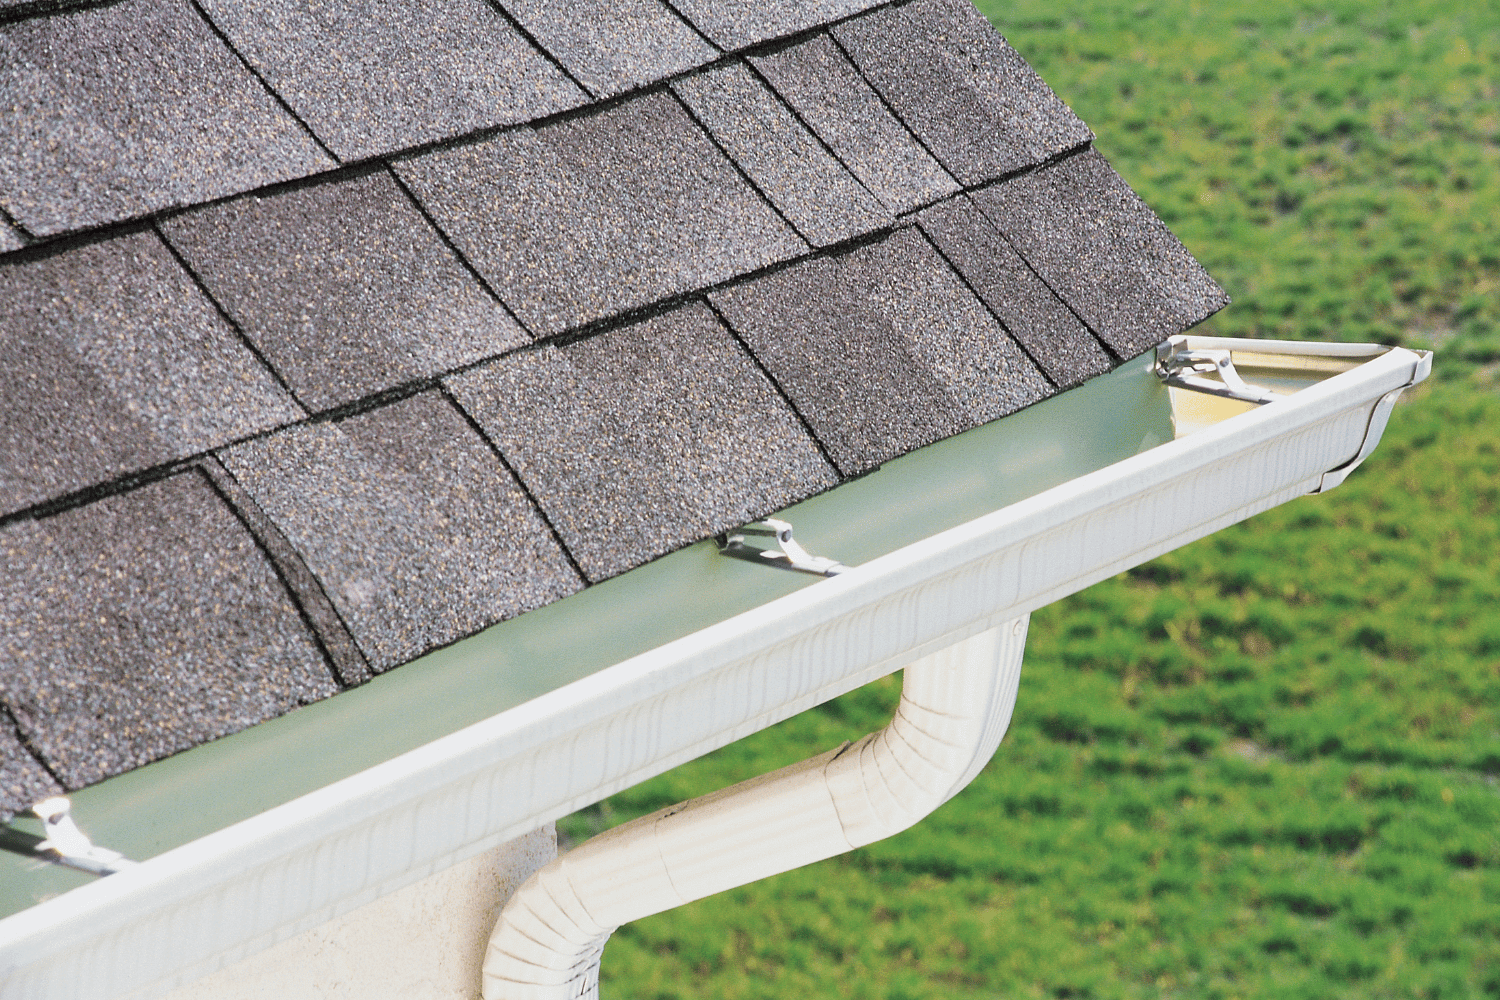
(482, 616, 1030, 1000)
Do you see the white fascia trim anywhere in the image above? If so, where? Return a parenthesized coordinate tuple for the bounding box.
(0, 344, 1429, 1000)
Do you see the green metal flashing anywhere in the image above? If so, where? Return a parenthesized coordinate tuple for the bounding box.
(0, 352, 1173, 917)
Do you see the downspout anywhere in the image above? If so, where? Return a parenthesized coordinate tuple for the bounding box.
(482, 616, 1030, 1000)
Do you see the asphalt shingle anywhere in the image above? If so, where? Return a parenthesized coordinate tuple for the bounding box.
(750, 34, 958, 215)
(501, 0, 713, 98)
(0, 230, 303, 518)
(219, 392, 582, 672)
(710, 226, 1051, 475)
(395, 93, 804, 335)
(447, 303, 838, 581)
(194, 0, 584, 161)
(672, 61, 887, 248)
(972, 148, 1231, 359)
(917, 195, 1111, 387)
(833, 0, 1092, 186)
(0, 215, 23, 253)
(0, 0, 333, 237)
(669, 0, 882, 50)
(0, 473, 337, 789)
(0, 709, 60, 821)
(159, 169, 528, 411)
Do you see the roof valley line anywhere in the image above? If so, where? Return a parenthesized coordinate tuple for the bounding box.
(0, 0, 1228, 817)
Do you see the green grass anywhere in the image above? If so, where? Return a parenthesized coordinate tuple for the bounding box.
(560, 3, 1500, 997)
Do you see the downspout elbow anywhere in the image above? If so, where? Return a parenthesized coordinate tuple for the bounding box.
(483, 616, 1030, 1000)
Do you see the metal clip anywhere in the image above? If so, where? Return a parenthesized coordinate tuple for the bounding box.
(31, 797, 137, 876)
(716, 519, 847, 577)
(1156, 341, 1283, 405)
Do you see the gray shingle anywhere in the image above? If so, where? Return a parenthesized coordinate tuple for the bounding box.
(750, 34, 958, 214)
(0, 0, 333, 237)
(917, 195, 1111, 388)
(159, 169, 528, 411)
(0, 230, 303, 518)
(447, 303, 838, 581)
(1, 709, 60, 821)
(0, 473, 337, 789)
(0, 215, 23, 254)
(501, 0, 714, 98)
(669, 0, 882, 50)
(219, 392, 582, 672)
(395, 93, 804, 335)
(710, 226, 1050, 475)
(672, 61, 887, 248)
(972, 148, 1231, 359)
(194, 0, 585, 161)
(833, 0, 1093, 187)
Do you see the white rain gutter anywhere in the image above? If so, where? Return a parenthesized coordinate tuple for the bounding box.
(0, 339, 1429, 1000)
(484, 618, 1030, 1000)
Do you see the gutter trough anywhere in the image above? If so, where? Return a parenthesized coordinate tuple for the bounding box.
(0, 338, 1430, 1000)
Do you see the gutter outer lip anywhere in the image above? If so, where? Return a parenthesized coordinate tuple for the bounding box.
(0, 341, 1430, 1000)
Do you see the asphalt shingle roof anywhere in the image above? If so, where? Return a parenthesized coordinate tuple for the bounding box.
(0, 0, 1228, 817)
(0, 229, 302, 515)
(448, 303, 838, 581)
(917, 195, 1112, 388)
(219, 392, 581, 671)
(501, 0, 715, 98)
(0, 0, 333, 236)
(833, 0, 1094, 186)
(668, 0, 883, 50)
(394, 92, 804, 335)
(971, 147, 1232, 359)
(711, 226, 1050, 475)
(194, 0, 586, 160)
(158, 168, 529, 411)
(750, 34, 959, 214)
(672, 61, 888, 247)
(0, 473, 336, 788)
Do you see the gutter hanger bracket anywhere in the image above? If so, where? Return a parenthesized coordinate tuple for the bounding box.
(1156, 339, 1284, 405)
(716, 518, 848, 577)
(31, 797, 137, 877)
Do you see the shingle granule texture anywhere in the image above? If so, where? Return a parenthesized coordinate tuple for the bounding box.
(0, 473, 336, 789)
(750, 35, 958, 215)
(447, 303, 838, 582)
(669, 0, 882, 50)
(0, 216, 24, 253)
(0, 0, 333, 237)
(502, 0, 714, 98)
(395, 93, 804, 335)
(834, 0, 1093, 187)
(0, 709, 60, 820)
(159, 169, 528, 411)
(199, 455, 373, 687)
(219, 392, 582, 672)
(0, 230, 303, 518)
(918, 195, 1111, 388)
(972, 148, 1231, 359)
(672, 62, 887, 248)
(194, 0, 584, 161)
(711, 226, 1050, 476)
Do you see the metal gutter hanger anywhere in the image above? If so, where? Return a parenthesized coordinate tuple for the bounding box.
(1156, 339, 1283, 405)
(716, 518, 848, 576)
(31, 798, 136, 877)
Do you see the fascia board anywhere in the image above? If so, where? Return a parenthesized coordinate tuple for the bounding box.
(0, 344, 1428, 1000)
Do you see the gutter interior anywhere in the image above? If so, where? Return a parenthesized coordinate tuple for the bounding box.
(0, 352, 1172, 915)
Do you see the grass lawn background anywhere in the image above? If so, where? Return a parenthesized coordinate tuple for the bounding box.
(561, 2, 1500, 996)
